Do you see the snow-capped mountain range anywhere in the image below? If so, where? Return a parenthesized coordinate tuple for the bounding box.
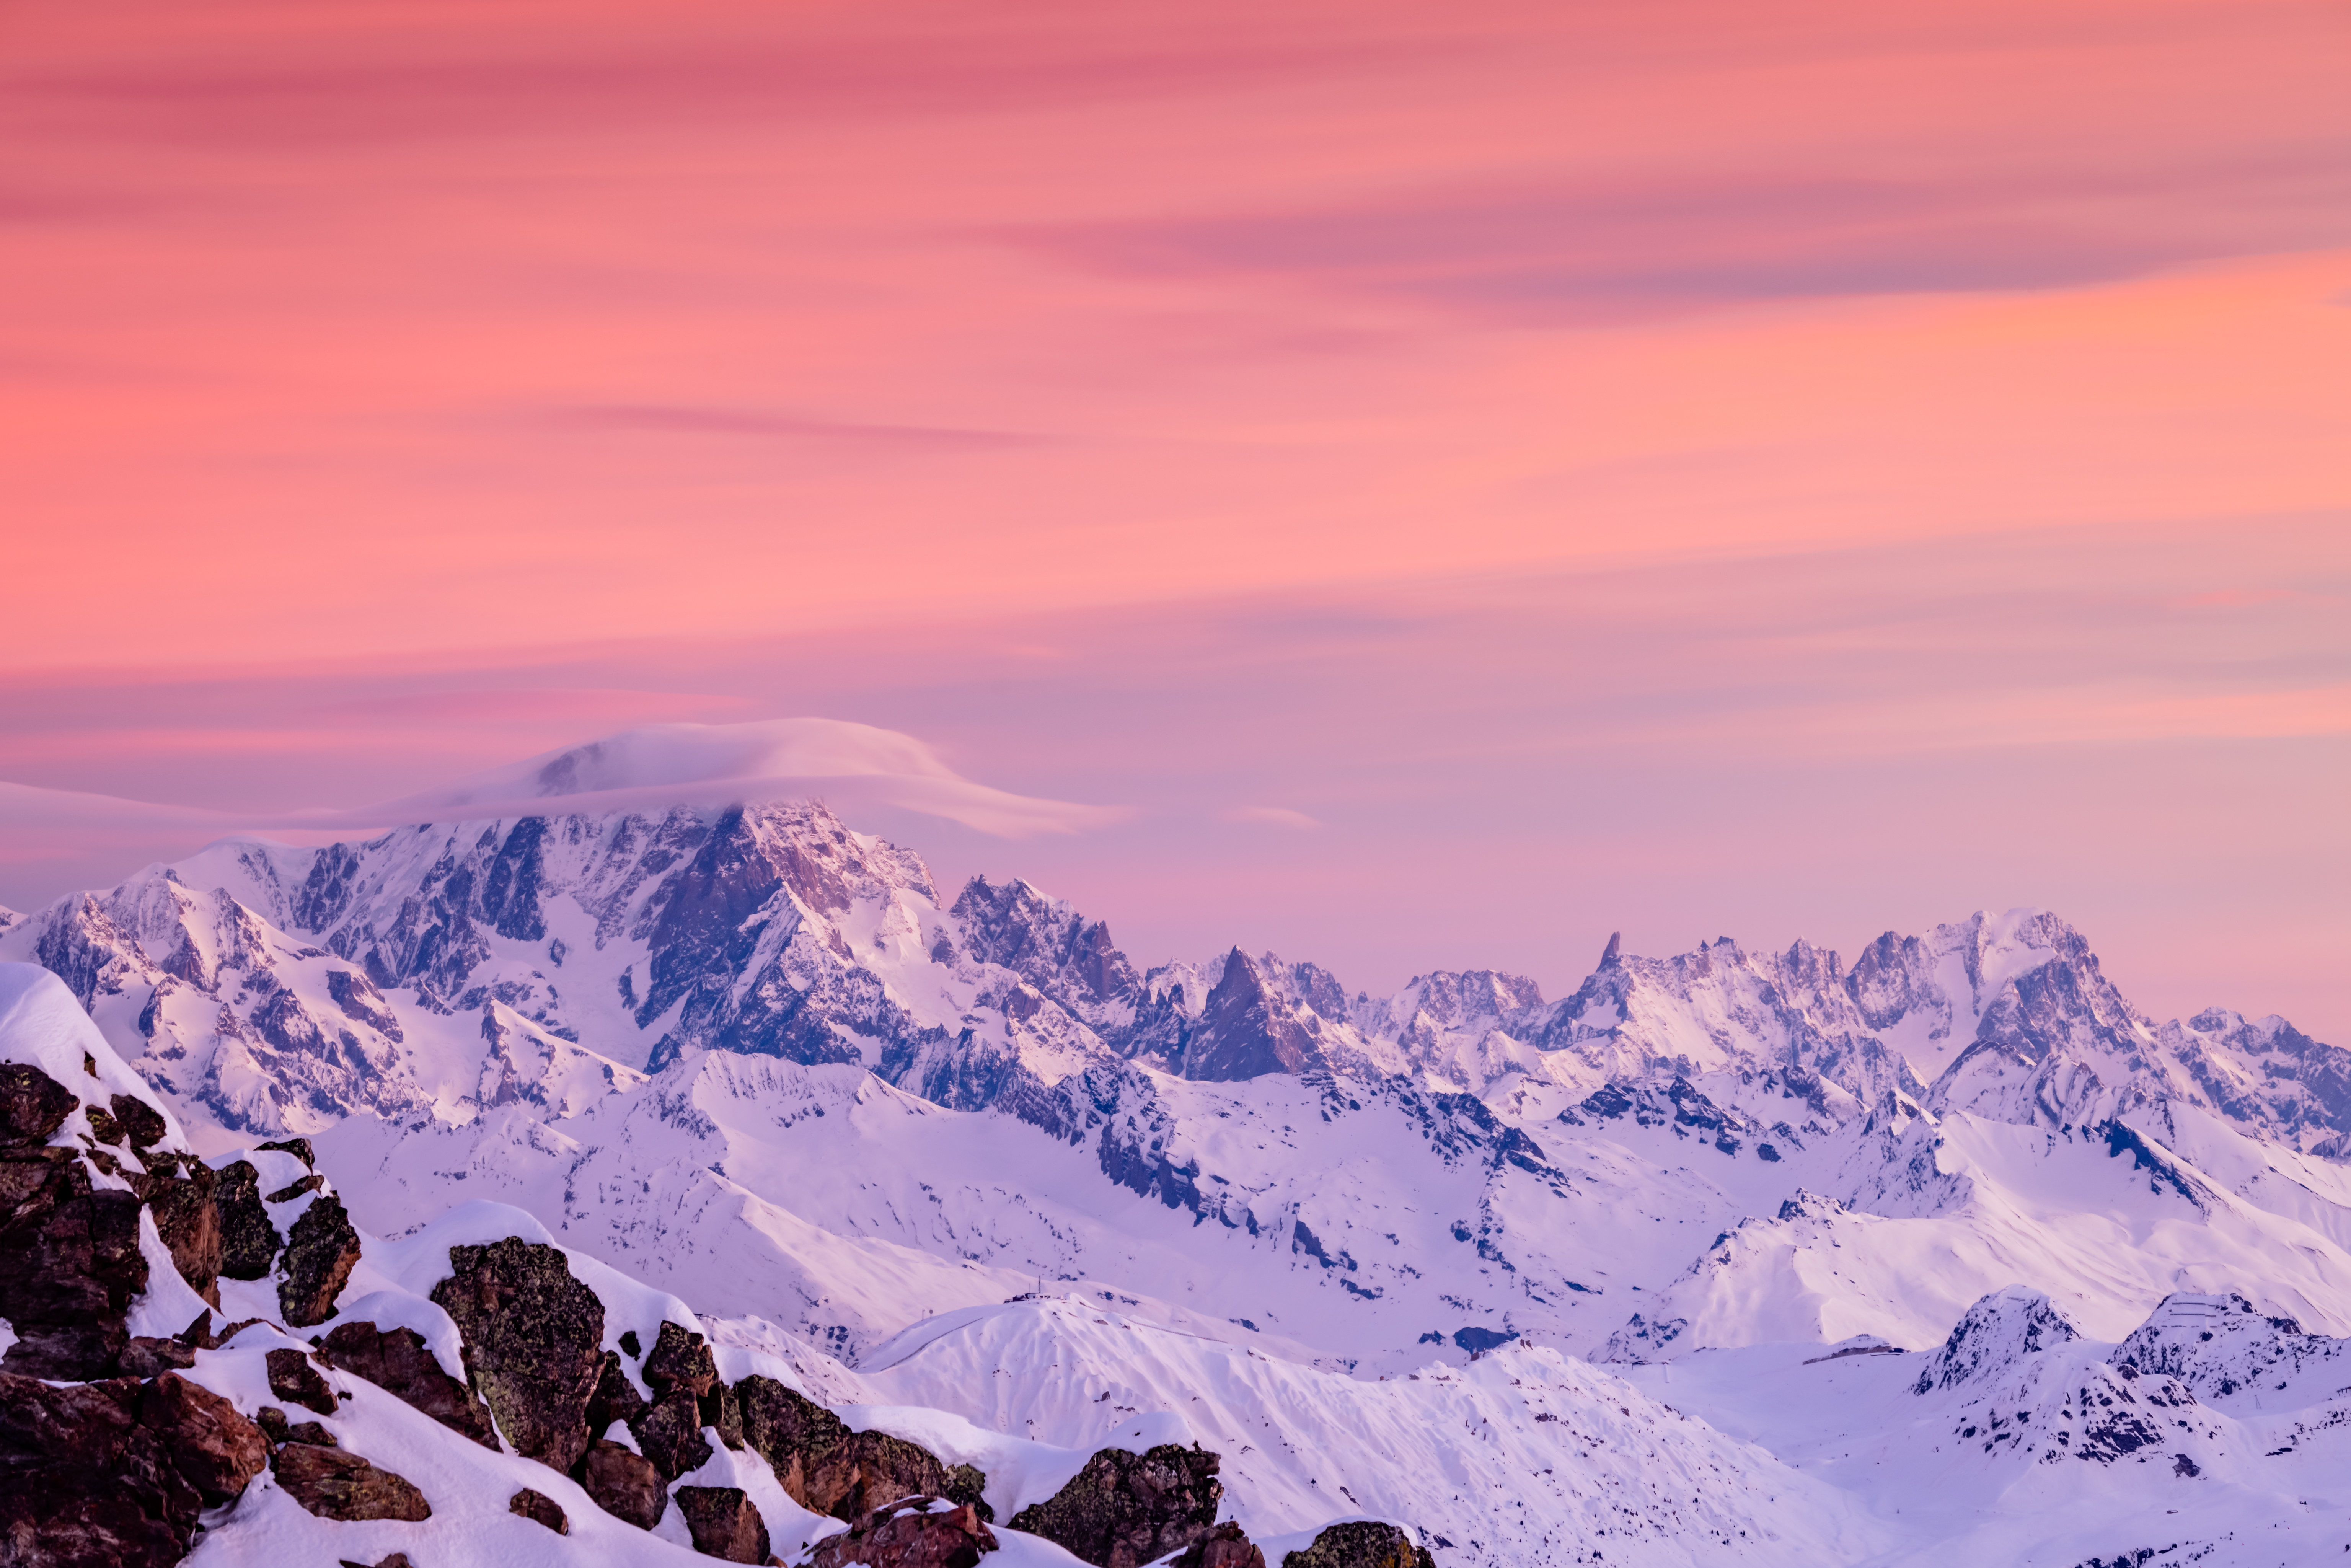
(5, 780, 2351, 1565)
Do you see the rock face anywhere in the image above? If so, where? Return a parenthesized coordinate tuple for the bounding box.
(629, 1386, 714, 1484)
(1279, 1522, 1435, 1568)
(145, 1161, 222, 1306)
(1006, 1444, 1224, 1568)
(431, 1236, 605, 1472)
(1176, 951, 1329, 1082)
(266, 1346, 340, 1416)
(737, 1374, 968, 1521)
(574, 1437, 665, 1529)
(675, 1484, 771, 1563)
(0, 1129, 150, 1377)
(276, 1193, 363, 1327)
(809, 1497, 999, 1568)
(212, 1160, 279, 1279)
(0, 1060, 77, 1144)
(318, 1320, 500, 1448)
(509, 1485, 570, 1533)
(0, 1369, 268, 1568)
(271, 1440, 433, 1521)
(1174, 1522, 1267, 1568)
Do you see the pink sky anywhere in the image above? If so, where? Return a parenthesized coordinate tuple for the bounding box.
(2, 0, 2346, 1038)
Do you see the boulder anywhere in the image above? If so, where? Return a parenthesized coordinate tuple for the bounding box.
(1007, 1444, 1224, 1568)
(138, 1372, 272, 1500)
(318, 1319, 499, 1448)
(431, 1236, 605, 1472)
(574, 1437, 665, 1529)
(1279, 1522, 1434, 1568)
(272, 1441, 432, 1521)
(266, 1173, 327, 1203)
(809, 1497, 999, 1568)
(277, 1193, 363, 1327)
(643, 1319, 720, 1398)
(108, 1093, 169, 1151)
(675, 1484, 771, 1562)
(258, 1136, 316, 1168)
(266, 1346, 340, 1416)
(629, 1385, 714, 1483)
(0, 1369, 267, 1568)
(1173, 1522, 1266, 1568)
(212, 1160, 280, 1280)
(0, 1143, 149, 1377)
(146, 1161, 223, 1306)
(509, 1485, 571, 1533)
(737, 1374, 965, 1520)
(117, 1336, 199, 1376)
(0, 1061, 76, 1146)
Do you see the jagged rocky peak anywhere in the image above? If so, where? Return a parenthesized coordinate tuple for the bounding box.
(951, 874, 1141, 1021)
(2109, 1291, 2351, 1407)
(1912, 1285, 2082, 1394)
(1172, 947, 1335, 1082)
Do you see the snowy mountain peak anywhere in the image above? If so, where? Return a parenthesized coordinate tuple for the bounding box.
(1912, 1286, 2083, 1394)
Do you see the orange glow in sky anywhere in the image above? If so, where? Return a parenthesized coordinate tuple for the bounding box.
(2, 0, 2346, 1037)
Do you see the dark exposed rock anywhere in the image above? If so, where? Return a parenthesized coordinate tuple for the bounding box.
(0, 1061, 77, 1147)
(284, 1419, 337, 1447)
(737, 1374, 965, 1521)
(809, 1497, 999, 1568)
(318, 1319, 500, 1448)
(1174, 1522, 1267, 1568)
(0, 1145, 148, 1377)
(337, 1557, 415, 1568)
(1006, 1443, 1224, 1568)
(277, 1193, 363, 1327)
(707, 1377, 745, 1450)
(108, 1094, 168, 1151)
(117, 1336, 199, 1376)
(141, 1372, 273, 1500)
(272, 1441, 432, 1521)
(629, 1385, 714, 1483)
(259, 1136, 316, 1169)
(585, 1347, 649, 1438)
(266, 1173, 326, 1203)
(620, 1328, 643, 1358)
(146, 1160, 222, 1306)
(0, 1369, 267, 1568)
(1176, 951, 1326, 1082)
(510, 1485, 571, 1533)
(267, 1346, 340, 1416)
(644, 1318, 721, 1398)
(254, 1405, 291, 1445)
(945, 1464, 993, 1521)
(432, 1236, 605, 1472)
(574, 1438, 665, 1529)
(213, 1160, 280, 1280)
(1279, 1521, 1434, 1568)
(675, 1484, 771, 1562)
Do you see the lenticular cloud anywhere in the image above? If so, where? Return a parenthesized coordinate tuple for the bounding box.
(340, 718, 1127, 838)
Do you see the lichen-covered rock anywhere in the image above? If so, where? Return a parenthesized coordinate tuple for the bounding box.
(212, 1159, 279, 1280)
(737, 1375, 966, 1521)
(809, 1497, 998, 1568)
(629, 1385, 714, 1484)
(574, 1437, 665, 1529)
(585, 1346, 648, 1437)
(675, 1484, 771, 1562)
(432, 1236, 605, 1472)
(272, 1441, 432, 1521)
(318, 1319, 499, 1448)
(146, 1161, 222, 1306)
(1172, 1522, 1266, 1568)
(643, 1318, 720, 1398)
(1279, 1521, 1433, 1568)
(107, 1093, 169, 1151)
(510, 1485, 571, 1533)
(1006, 1444, 1224, 1568)
(267, 1346, 340, 1416)
(277, 1192, 363, 1327)
(0, 1061, 76, 1146)
(0, 1143, 149, 1377)
(117, 1335, 199, 1376)
(258, 1136, 316, 1169)
(0, 1369, 267, 1567)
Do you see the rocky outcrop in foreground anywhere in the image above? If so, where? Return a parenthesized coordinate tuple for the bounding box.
(1008, 1442, 1226, 1568)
